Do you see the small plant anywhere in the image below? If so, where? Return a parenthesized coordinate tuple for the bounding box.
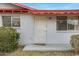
(0, 27, 20, 52)
(70, 35, 79, 49)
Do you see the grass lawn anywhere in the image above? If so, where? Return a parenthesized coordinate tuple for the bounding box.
(0, 46, 77, 56)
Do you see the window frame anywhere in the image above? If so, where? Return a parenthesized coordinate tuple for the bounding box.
(56, 16, 67, 31)
(12, 17, 20, 27)
(56, 16, 79, 32)
(2, 16, 11, 27)
(2, 15, 20, 28)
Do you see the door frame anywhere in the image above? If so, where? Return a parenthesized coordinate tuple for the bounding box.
(33, 15, 47, 44)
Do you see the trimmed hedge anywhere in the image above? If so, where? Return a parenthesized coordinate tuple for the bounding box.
(0, 27, 20, 52)
(70, 35, 79, 49)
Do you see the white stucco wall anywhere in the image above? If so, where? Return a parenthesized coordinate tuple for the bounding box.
(46, 15, 79, 44)
(33, 14, 79, 45)
(19, 14, 34, 45)
(0, 13, 79, 45)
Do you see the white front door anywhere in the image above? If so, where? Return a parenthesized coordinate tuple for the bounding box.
(34, 15, 47, 44)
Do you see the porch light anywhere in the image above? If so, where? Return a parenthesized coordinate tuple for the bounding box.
(49, 17, 52, 19)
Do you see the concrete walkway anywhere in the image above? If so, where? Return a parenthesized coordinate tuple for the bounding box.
(23, 44, 73, 51)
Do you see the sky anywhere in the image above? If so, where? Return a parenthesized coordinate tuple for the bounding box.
(23, 3, 79, 10)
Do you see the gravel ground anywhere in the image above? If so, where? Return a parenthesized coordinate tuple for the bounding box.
(0, 46, 78, 56)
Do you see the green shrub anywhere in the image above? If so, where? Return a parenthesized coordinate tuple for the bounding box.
(70, 35, 79, 49)
(0, 27, 20, 52)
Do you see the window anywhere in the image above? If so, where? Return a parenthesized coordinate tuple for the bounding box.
(12, 17, 20, 27)
(56, 16, 79, 31)
(57, 16, 67, 30)
(2, 16, 11, 27)
(2, 16, 20, 27)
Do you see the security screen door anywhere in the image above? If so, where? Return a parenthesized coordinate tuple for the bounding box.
(34, 15, 47, 44)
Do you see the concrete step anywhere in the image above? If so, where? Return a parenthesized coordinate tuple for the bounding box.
(23, 44, 73, 51)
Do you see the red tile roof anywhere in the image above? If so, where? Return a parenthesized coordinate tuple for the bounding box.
(0, 3, 35, 13)
(29, 10, 79, 14)
(0, 3, 79, 14)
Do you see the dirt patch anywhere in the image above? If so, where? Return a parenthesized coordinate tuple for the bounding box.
(0, 46, 79, 56)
